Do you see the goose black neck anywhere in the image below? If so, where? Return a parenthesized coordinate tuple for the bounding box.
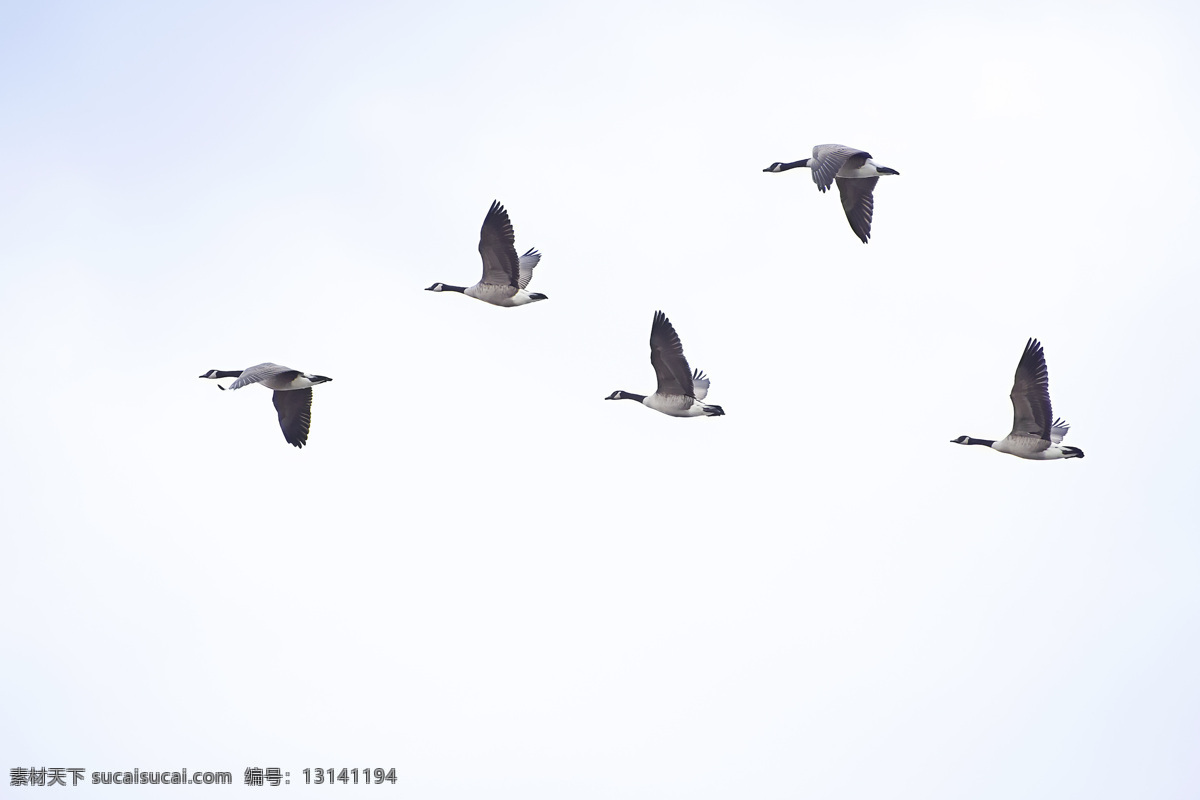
(211, 370, 243, 379)
(613, 391, 646, 402)
(772, 159, 810, 172)
(440, 284, 467, 293)
(963, 437, 995, 447)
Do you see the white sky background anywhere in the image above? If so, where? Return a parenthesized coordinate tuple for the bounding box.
(2, 0, 1199, 797)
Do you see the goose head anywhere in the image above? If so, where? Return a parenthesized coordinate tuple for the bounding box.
(199, 368, 236, 390)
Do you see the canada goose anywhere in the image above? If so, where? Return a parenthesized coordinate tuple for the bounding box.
(199, 363, 332, 448)
(425, 200, 547, 306)
(952, 338, 1085, 460)
(606, 311, 725, 417)
(763, 144, 900, 243)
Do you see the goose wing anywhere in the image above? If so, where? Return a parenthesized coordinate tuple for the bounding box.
(691, 369, 711, 402)
(836, 176, 878, 243)
(478, 200, 519, 288)
(811, 144, 870, 192)
(1050, 417, 1071, 444)
(649, 311, 695, 398)
(1009, 338, 1053, 442)
(517, 248, 541, 290)
(228, 363, 297, 391)
(272, 388, 313, 448)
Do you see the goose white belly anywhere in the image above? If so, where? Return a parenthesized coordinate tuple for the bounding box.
(643, 393, 706, 417)
(465, 282, 525, 306)
(993, 435, 1063, 460)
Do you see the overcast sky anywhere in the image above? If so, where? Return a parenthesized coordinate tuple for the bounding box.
(3, 1, 1199, 797)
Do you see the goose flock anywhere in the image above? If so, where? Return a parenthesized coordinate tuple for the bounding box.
(200, 144, 1085, 460)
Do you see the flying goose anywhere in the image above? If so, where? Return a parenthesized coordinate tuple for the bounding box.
(425, 200, 547, 306)
(199, 363, 332, 448)
(606, 311, 725, 417)
(763, 144, 900, 243)
(952, 338, 1085, 460)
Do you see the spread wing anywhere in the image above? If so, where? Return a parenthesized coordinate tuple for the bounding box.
(836, 176, 878, 243)
(272, 388, 313, 448)
(1009, 338, 1053, 441)
(1050, 417, 1071, 444)
(691, 369, 710, 402)
(517, 248, 541, 290)
(811, 144, 870, 192)
(227, 363, 297, 391)
(649, 311, 695, 398)
(478, 200, 519, 287)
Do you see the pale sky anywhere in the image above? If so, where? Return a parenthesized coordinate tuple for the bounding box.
(3, 1, 1199, 797)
